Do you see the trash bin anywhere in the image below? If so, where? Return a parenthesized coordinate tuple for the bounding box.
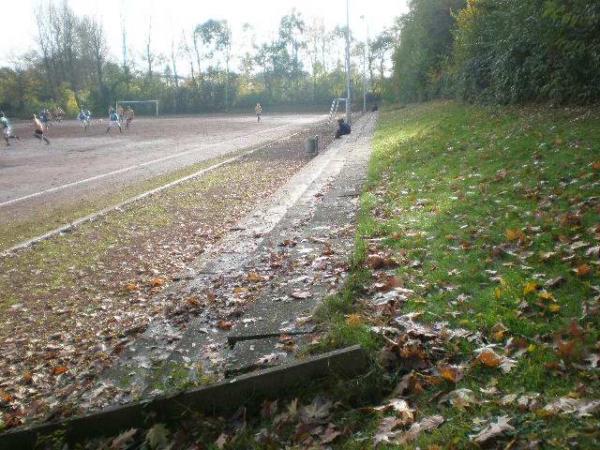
(305, 135, 319, 156)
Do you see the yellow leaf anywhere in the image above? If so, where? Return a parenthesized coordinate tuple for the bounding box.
(494, 287, 503, 300)
(505, 228, 525, 242)
(438, 365, 464, 383)
(491, 323, 508, 342)
(346, 314, 362, 327)
(527, 344, 537, 353)
(538, 290, 555, 301)
(523, 281, 538, 295)
(548, 304, 561, 313)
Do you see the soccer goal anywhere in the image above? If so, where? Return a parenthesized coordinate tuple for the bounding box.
(115, 100, 159, 117)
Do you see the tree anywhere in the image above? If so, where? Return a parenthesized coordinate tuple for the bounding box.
(392, 0, 466, 102)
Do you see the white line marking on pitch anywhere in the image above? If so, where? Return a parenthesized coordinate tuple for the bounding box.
(0, 131, 303, 257)
(0, 123, 296, 208)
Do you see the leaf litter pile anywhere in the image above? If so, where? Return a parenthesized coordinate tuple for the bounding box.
(0, 124, 335, 431)
(76, 102, 600, 449)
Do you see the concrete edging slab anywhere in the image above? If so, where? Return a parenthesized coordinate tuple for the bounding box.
(0, 345, 368, 449)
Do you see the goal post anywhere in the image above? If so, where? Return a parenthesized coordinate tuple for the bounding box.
(115, 100, 159, 117)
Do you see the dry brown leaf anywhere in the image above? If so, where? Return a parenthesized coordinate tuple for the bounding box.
(542, 397, 600, 417)
(149, 277, 165, 287)
(247, 271, 267, 283)
(216, 320, 233, 331)
(477, 349, 502, 368)
(125, 282, 139, 292)
(438, 364, 464, 383)
(346, 314, 363, 327)
(505, 228, 525, 243)
(290, 290, 312, 300)
(575, 264, 592, 277)
(320, 423, 342, 444)
(51, 366, 68, 376)
(22, 371, 33, 385)
(372, 399, 415, 425)
(469, 416, 514, 444)
(440, 388, 477, 409)
(396, 415, 444, 445)
(110, 428, 138, 449)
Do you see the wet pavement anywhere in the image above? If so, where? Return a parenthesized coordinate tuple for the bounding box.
(103, 112, 377, 401)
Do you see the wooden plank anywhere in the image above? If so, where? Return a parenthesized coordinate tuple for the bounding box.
(0, 345, 368, 450)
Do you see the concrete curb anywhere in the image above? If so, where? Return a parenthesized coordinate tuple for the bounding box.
(0, 345, 369, 449)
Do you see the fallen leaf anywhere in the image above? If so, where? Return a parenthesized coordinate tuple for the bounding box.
(440, 388, 477, 409)
(367, 254, 385, 269)
(538, 290, 555, 301)
(215, 433, 229, 449)
(548, 304, 561, 313)
(397, 415, 444, 445)
(491, 323, 508, 341)
(290, 290, 312, 300)
(523, 281, 538, 295)
(438, 364, 464, 383)
(477, 349, 502, 368)
(247, 271, 267, 283)
(145, 423, 169, 449)
(469, 416, 514, 444)
(51, 366, 68, 376)
(320, 423, 342, 444)
(125, 282, 139, 292)
(149, 277, 165, 287)
(505, 228, 525, 243)
(372, 399, 415, 425)
(575, 264, 592, 277)
(216, 320, 233, 330)
(299, 396, 332, 423)
(542, 397, 600, 417)
(110, 428, 138, 449)
(346, 314, 363, 327)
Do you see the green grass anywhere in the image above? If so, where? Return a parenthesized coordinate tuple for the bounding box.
(315, 100, 600, 448)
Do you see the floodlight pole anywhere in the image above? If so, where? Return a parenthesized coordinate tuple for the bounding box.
(361, 15, 369, 113)
(345, 0, 352, 126)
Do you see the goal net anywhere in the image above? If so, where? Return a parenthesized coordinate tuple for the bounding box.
(115, 100, 159, 117)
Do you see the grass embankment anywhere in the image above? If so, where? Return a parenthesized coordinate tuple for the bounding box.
(316, 101, 600, 448)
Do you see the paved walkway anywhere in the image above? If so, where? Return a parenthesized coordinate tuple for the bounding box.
(103, 112, 377, 402)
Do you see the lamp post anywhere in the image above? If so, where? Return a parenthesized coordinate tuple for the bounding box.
(360, 14, 369, 113)
(345, 0, 351, 126)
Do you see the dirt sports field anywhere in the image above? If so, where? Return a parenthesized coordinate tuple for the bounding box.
(0, 113, 327, 230)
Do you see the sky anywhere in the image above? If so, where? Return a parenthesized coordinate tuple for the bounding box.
(1, 0, 408, 71)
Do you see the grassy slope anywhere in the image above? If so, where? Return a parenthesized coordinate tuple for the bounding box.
(325, 101, 600, 448)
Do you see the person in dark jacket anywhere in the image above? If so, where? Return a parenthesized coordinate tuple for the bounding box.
(335, 118, 351, 139)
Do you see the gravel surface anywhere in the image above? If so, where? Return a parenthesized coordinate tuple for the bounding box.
(0, 114, 326, 225)
(0, 120, 336, 429)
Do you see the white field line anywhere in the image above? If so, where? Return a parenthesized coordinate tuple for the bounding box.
(0, 123, 297, 209)
(0, 131, 303, 257)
